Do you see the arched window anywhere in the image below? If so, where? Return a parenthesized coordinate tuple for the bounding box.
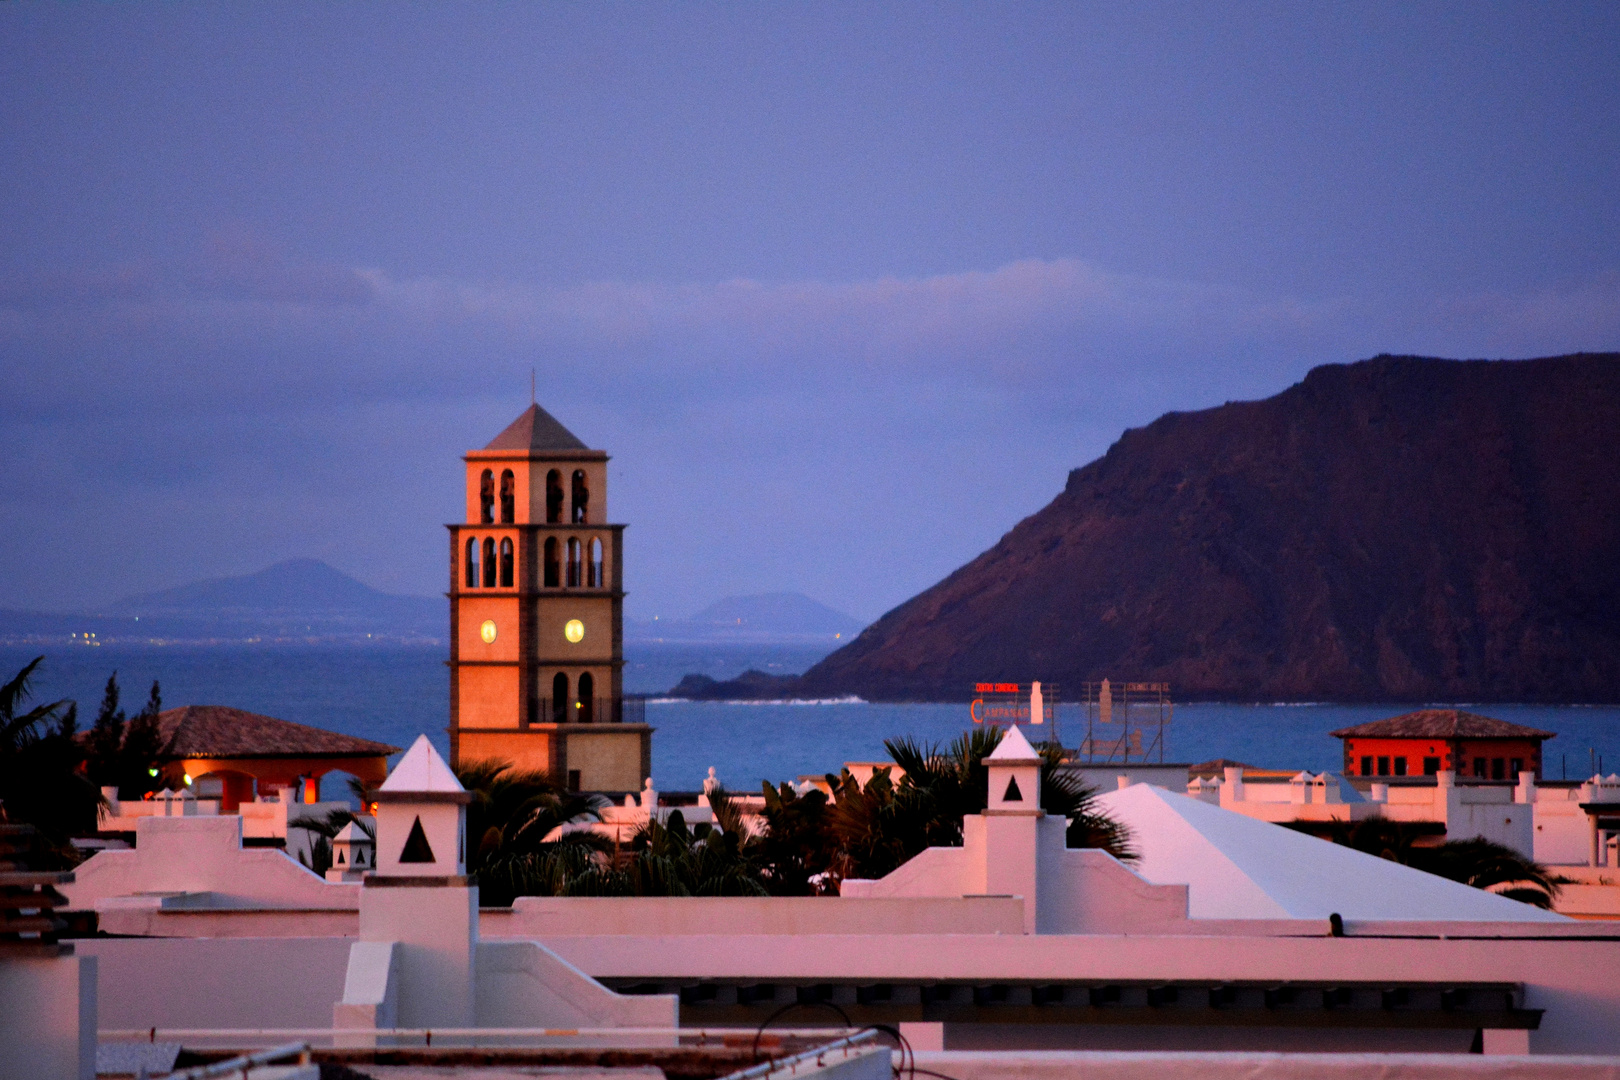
(465, 537, 479, 589)
(482, 537, 497, 588)
(544, 537, 560, 588)
(479, 469, 495, 524)
(552, 672, 568, 724)
(566, 538, 582, 587)
(499, 538, 514, 588)
(588, 537, 604, 588)
(571, 470, 589, 524)
(499, 469, 515, 524)
(577, 672, 594, 723)
(546, 470, 563, 524)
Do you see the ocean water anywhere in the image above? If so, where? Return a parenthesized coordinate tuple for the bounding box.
(5, 642, 1617, 800)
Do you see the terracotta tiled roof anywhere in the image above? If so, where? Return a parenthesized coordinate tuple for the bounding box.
(1329, 709, 1554, 741)
(154, 706, 400, 760)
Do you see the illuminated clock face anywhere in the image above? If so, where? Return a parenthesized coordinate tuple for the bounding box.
(479, 620, 497, 644)
(564, 619, 585, 643)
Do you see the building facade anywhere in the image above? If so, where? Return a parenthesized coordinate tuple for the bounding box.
(447, 404, 651, 792)
(1333, 709, 1551, 781)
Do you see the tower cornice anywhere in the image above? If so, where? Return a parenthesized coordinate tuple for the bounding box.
(464, 448, 608, 463)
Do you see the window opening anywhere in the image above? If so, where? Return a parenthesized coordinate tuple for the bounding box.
(1002, 775, 1023, 802)
(499, 538, 514, 588)
(1492, 757, 1506, 780)
(546, 470, 563, 524)
(544, 537, 560, 588)
(1423, 757, 1440, 775)
(589, 538, 604, 588)
(1359, 756, 1372, 776)
(399, 816, 436, 864)
(552, 673, 568, 724)
(571, 470, 589, 523)
(479, 469, 495, 524)
(480, 537, 495, 588)
(1377, 756, 1390, 776)
(1511, 757, 1524, 778)
(465, 538, 480, 589)
(566, 538, 582, 588)
(499, 469, 515, 524)
(1393, 757, 1407, 777)
(567, 769, 582, 793)
(578, 671, 594, 723)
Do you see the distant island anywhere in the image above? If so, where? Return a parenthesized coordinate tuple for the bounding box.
(669, 354, 1620, 703)
(628, 593, 862, 645)
(0, 558, 445, 645)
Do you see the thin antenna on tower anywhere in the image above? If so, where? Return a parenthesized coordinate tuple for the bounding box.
(530, 368, 536, 405)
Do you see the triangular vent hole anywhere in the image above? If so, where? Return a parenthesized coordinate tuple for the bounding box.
(399, 816, 437, 864)
(1003, 775, 1024, 802)
(336, 849, 346, 865)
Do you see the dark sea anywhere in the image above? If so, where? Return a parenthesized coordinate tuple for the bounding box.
(6, 641, 1617, 801)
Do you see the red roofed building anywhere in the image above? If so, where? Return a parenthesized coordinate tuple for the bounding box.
(151, 705, 400, 811)
(1331, 709, 1553, 782)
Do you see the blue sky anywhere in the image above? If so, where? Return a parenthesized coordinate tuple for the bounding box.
(2, 2, 1617, 621)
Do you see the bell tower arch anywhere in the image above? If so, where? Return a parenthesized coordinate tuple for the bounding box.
(447, 403, 651, 793)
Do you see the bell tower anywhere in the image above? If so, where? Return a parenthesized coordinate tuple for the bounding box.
(447, 403, 652, 793)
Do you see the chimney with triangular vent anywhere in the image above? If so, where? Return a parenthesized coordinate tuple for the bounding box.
(371, 735, 471, 880)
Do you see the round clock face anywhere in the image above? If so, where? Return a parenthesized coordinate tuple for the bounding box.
(564, 618, 585, 643)
(479, 620, 497, 644)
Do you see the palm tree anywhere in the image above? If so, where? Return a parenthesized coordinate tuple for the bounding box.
(757, 781, 839, 895)
(548, 787, 766, 897)
(0, 657, 98, 862)
(1284, 817, 1561, 909)
(455, 759, 611, 906)
(822, 727, 1135, 886)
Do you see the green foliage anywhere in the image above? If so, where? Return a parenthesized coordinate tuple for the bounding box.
(0, 657, 99, 862)
(83, 672, 164, 799)
(562, 802, 770, 897)
(455, 758, 610, 906)
(85, 674, 125, 786)
(462, 727, 1135, 902)
(823, 727, 1136, 883)
(757, 781, 838, 895)
(1285, 817, 1561, 909)
(119, 681, 164, 800)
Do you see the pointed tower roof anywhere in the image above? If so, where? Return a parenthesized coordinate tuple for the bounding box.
(484, 403, 590, 453)
(379, 735, 465, 794)
(987, 723, 1043, 763)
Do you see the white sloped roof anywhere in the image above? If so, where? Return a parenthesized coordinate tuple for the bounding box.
(378, 734, 464, 793)
(1096, 783, 1567, 922)
(987, 723, 1042, 763)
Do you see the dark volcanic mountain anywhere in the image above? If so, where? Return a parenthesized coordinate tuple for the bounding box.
(795, 354, 1620, 703)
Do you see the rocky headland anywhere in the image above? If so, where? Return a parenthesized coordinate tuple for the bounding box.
(674, 353, 1620, 703)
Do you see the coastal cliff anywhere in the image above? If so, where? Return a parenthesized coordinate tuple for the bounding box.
(783, 353, 1620, 702)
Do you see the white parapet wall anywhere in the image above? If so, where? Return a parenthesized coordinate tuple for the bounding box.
(62, 816, 359, 935)
(1200, 767, 1617, 863)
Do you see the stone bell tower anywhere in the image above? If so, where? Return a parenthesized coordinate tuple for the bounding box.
(447, 403, 652, 793)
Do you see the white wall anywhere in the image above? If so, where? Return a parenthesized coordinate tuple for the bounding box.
(486, 895, 1026, 937)
(475, 940, 676, 1028)
(78, 937, 351, 1030)
(62, 816, 358, 914)
(0, 954, 95, 1080)
(544, 930, 1620, 1054)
